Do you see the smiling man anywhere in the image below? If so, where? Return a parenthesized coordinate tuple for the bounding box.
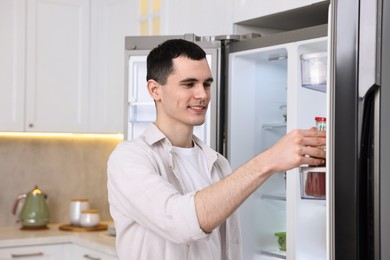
(107, 39, 326, 260)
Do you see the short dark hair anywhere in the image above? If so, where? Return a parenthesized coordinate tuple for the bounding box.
(146, 39, 206, 85)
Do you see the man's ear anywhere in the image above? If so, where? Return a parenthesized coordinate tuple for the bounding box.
(147, 80, 161, 101)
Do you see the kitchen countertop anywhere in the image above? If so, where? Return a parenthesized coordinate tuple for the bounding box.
(0, 222, 116, 256)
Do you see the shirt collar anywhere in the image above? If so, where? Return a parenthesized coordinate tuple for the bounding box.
(143, 124, 218, 166)
(143, 123, 166, 145)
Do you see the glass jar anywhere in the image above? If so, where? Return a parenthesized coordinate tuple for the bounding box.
(315, 116, 326, 131)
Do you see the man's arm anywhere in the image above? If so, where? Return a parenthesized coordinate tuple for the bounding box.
(194, 128, 326, 233)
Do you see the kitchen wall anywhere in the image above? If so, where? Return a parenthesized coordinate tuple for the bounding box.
(0, 135, 122, 227)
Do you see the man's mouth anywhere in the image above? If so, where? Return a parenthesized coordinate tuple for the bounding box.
(188, 105, 206, 111)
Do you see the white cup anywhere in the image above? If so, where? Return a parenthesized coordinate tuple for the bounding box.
(79, 209, 100, 227)
(70, 198, 89, 226)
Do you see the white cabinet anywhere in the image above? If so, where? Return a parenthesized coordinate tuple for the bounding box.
(0, 0, 136, 133)
(160, 0, 234, 35)
(233, 0, 326, 23)
(0, 243, 117, 260)
(68, 244, 117, 260)
(89, 0, 138, 133)
(0, 0, 26, 132)
(25, 0, 91, 133)
(0, 244, 65, 259)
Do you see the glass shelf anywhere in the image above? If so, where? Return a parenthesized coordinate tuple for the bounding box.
(262, 123, 287, 129)
(259, 249, 287, 259)
(261, 194, 286, 201)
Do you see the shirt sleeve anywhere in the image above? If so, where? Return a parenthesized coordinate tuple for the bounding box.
(107, 141, 209, 244)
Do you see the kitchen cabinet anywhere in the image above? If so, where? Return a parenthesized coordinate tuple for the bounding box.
(67, 244, 118, 260)
(0, 243, 118, 260)
(0, 0, 136, 133)
(88, 0, 137, 133)
(25, 0, 91, 133)
(233, 0, 326, 24)
(0, 0, 26, 132)
(0, 244, 66, 259)
(0, 224, 117, 260)
(160, 0, 234, 35)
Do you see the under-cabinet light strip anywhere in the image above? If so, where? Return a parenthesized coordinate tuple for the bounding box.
(0, 132, 124, 139)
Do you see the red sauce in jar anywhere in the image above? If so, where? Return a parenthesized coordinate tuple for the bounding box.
(305, 171, 326, 197)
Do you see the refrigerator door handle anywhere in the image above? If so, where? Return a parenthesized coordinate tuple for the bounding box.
(358, 0, 381, 98)
(358, 1, 382, 259)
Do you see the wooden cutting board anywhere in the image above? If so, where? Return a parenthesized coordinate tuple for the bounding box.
(59, 223, 107, 232)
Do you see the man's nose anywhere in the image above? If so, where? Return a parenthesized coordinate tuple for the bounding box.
(194, 84, 208, 99)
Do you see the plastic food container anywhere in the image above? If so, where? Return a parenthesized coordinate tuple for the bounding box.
(300, 167, 326, 200)
(301, 52, 327, 92)
(274, 232, 286, 251)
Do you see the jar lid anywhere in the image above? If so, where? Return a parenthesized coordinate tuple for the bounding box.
(81, 209, 99, 214)
(315, 117, 326, 122)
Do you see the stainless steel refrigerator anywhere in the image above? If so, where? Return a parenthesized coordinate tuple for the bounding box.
(123, 0, 390, 258)
(331, 0, 390, 259)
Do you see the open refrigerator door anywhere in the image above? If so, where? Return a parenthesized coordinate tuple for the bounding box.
(226, 25, 329, 260)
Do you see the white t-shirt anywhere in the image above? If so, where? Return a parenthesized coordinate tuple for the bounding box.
(171, 143, 221, 260)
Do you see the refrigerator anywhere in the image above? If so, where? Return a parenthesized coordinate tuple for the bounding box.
(125, 25, 327, 259)
(124, 0, 390, 258)
(331, 0, 390, 259)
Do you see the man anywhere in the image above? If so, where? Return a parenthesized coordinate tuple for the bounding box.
(107, 39, 326, 260)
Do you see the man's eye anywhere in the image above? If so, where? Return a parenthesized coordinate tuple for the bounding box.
(183, 82, 195, 87)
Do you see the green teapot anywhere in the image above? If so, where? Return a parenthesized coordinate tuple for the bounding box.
(13, 185, 50, 229)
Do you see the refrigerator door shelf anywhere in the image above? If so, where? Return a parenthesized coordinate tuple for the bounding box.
(300, 166, 327, 173)
(300, 52, 328, 93)
(128, 102, 155, 123)
(299, 167, 326, 200)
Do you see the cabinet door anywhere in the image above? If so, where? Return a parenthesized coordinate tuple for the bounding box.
(0, 0, 26, 131)
(161, 0, 233, 35)
(25, 0, 90, 132)
(233, 0, 325, 23)
(89, 0, 138, 133)
(69, 244, 118, 260)
(0, 244, 65, 259)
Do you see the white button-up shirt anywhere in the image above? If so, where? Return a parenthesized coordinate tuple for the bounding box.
(107, 124, 242, 260)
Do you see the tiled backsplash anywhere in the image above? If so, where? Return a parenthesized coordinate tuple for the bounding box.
(0, 135, 122, 227)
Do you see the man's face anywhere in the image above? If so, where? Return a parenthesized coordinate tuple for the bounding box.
(153, 56, 213, 128)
